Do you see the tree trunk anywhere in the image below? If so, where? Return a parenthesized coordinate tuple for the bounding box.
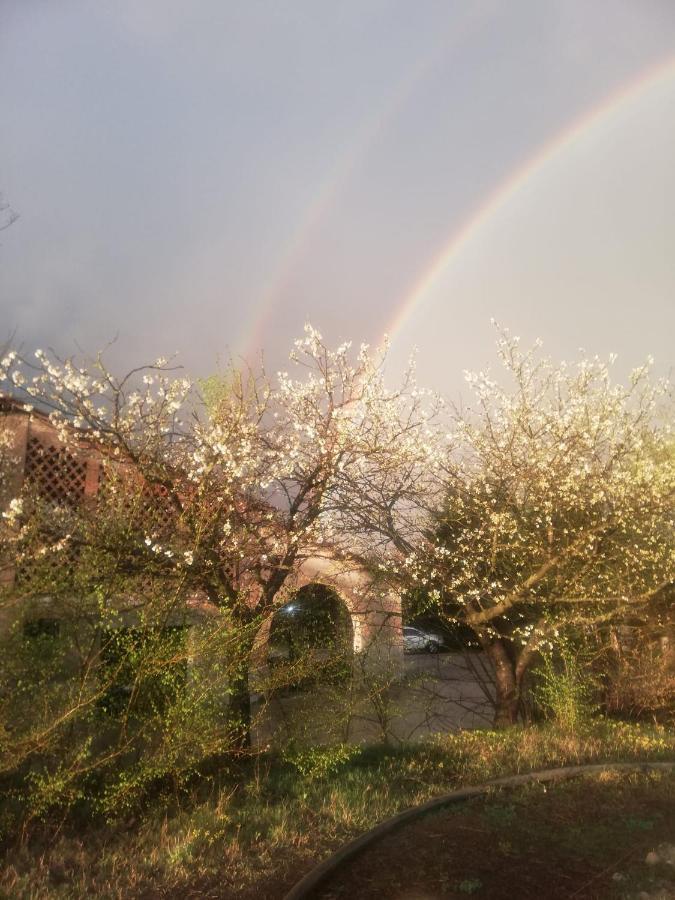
(226, 615, 258, 751)
(485, 637, 520, 728)
(227, 658, 252, 750)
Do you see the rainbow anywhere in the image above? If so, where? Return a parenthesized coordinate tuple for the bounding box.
(237, 6, 490, 359)
(385, 54, 675, 345)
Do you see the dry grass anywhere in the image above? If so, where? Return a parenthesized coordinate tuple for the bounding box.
(1, 719, 674, 898)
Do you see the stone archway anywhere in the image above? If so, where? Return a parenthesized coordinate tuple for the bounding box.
(250, 550, 403, 692)
(265, 583, 354, 693)
(270, 582, 353, 661)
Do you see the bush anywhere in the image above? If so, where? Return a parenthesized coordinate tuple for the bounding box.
(604, 630, 675, 724)
(281, 743, 360, 780)
(531, 637, 600, 731)
(0, 592, 254, 832)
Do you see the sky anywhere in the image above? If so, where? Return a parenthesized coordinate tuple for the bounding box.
(1, 0, 674, 398)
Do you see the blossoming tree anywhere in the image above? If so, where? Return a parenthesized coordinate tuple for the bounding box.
(394, 332, 674, 726)
(1, 321, 671, 793)
(0, 327, 440, 780)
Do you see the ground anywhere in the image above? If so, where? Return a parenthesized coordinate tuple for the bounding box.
(316, 770, 675, 899)
(252, 651, 493, 747)
(2, 723, 674, 899)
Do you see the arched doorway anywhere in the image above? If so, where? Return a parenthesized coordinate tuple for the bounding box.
(247, 553, 404, 746)
(268, 583, 354, 691)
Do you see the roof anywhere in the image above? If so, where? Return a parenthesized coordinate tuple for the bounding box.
(0, 393, 52, 420)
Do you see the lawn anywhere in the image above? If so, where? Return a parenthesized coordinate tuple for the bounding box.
(317, 768, 675, 899)
(1, 720, 674, 899)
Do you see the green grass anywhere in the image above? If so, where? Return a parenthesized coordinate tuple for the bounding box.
(318, 769, 675, 898)
(1, 719, 674, 899)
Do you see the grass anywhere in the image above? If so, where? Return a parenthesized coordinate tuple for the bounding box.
(1, 719, 674, 898)
(319, 768, 675, 898)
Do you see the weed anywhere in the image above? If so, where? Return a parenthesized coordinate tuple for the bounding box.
(457, 877, 483, 893)
(1, 720, 673, 898)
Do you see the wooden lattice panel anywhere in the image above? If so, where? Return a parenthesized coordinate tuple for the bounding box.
(15, 437, 88, 590)
(98, 464, 176, 536)
(24, 436, 88, 508)
(144, 483, 176, 534)
(16, 554, 64, 591)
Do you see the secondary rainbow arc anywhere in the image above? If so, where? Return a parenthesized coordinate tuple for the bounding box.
(236, 7, 492, 360)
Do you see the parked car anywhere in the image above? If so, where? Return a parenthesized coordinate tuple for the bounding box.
(402, 625, 444, 653)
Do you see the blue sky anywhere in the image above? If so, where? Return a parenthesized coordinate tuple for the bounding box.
(1, 1, 674, 394)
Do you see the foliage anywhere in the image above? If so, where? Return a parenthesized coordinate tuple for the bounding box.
(0, 194, 18, 234)
(389, 330, 674, 724)
(1, 721, 673, 898)
(531, 635, 600, 731)
(281, 743, 360, 780)
(603, 623, 675, 724)
(0, 323, 671, 837)
(0, 326, 434, 824)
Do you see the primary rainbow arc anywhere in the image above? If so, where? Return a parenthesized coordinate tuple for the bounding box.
(385, 55, 675, 345)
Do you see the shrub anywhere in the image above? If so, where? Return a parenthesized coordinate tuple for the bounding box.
(531, 637, 600, 731)
(604, 630, 675, 724)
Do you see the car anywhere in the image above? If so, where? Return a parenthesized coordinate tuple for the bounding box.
(402, 625, 444, 653)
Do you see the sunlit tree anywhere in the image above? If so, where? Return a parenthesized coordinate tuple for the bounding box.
(392, 331, 674, 725)
(0, 326, 438, 789)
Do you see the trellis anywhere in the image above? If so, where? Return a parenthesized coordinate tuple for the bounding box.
(97, 463, 177, 536)
(15, 436, 90, 589)
(24, 436, 88, 508)
(15, 432, 179, 588)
